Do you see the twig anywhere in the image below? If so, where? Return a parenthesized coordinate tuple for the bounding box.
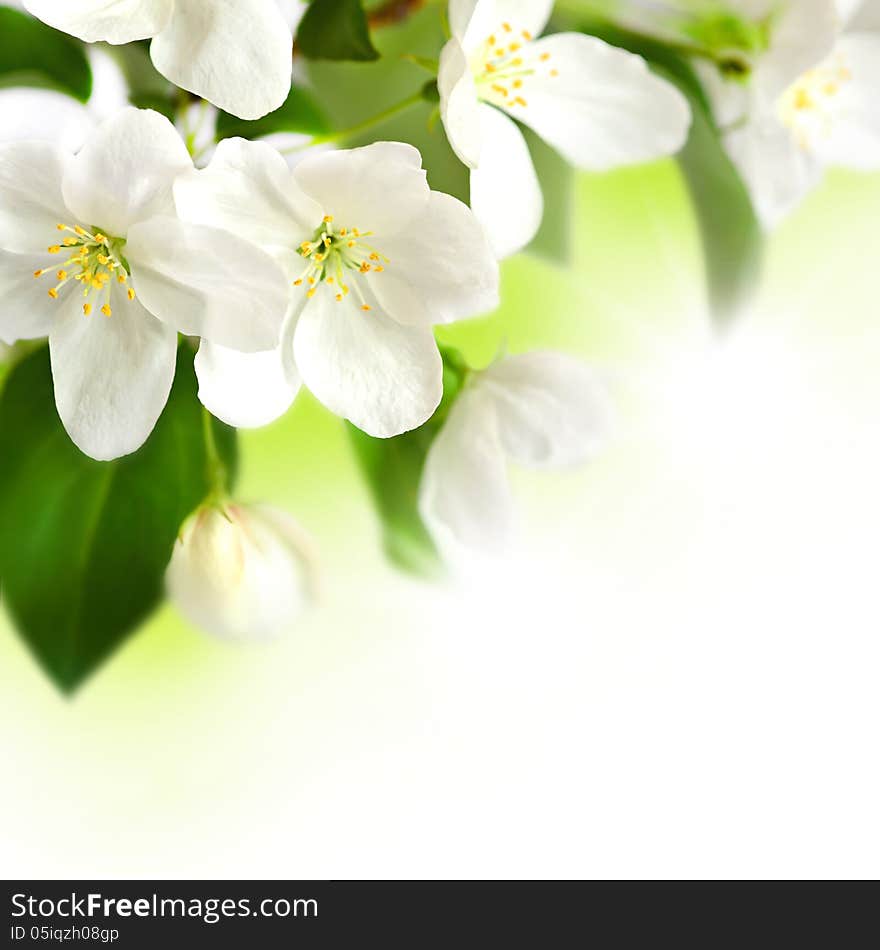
(368, 0, 427, 29)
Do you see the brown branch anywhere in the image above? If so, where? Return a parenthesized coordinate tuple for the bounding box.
(368, 0, 427, 29)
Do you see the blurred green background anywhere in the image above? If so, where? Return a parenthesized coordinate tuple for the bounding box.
(2, 0, 880, 878)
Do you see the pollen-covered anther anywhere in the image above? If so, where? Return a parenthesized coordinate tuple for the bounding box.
(35, 222, 132, 316)
(293, 216, 390, 307)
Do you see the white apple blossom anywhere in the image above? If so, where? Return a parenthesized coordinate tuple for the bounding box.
(0, 107, 290, 460)
(419, 351, 613, 557)
(166, 502, 315, 641)
(173, 138, 500, 438)
(23, 0, 305, 120)
(629, 0, 879, 227)
(438, 0, 692, 257)
(711, 0, 880, 227)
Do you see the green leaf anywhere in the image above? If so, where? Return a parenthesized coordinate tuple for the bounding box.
(107, 41, 176, 119)
(347, 347, 469, 578)
(574, 18, 763, 327)
(216, 85, 331, 141)
(297, 0, 379, 62)
(522, 126, 575, 265)
(676, 95, 763, 327)
(0, 6, 91, 101)
(0, 345, 237, 693)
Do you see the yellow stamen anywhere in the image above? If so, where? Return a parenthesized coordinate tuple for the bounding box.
(101, 304, 112, 317)
(83, 303, 92, 316)
(127, 288, 136, 301)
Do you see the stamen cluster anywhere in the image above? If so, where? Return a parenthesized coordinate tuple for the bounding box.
(293, 215, 390, 313)
(34, 224, 134, 317)
(474, 22, 558, 110)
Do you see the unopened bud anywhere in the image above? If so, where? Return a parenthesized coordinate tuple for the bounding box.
(166, 503, 316, 641)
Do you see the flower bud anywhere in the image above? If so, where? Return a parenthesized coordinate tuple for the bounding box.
(166, 503, 316, 641)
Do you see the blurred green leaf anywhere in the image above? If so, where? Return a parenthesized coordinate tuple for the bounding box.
(0, 6, 91, 101)
(216, 85, 331, 140)
(107, 41, 176, 118)
(0, 345, 237, 693)
(676, 96, 763, 327)
(347, 346, 469, 578)
(297, 0, 379, 62)
(523, 127, 575, 265)
(572, 18, 763, 326)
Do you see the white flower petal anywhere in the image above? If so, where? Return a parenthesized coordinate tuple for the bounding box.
(166, 503, 314, 642)
(292, 142, 430, 238)
(438, 38, 483, 168)
(126, 216, 290, 353)
(86, 46, 132, 119)
(724, 115, 824, 229)
(502, 33, 691, 170)
(24, 0, 173, 43)
(195, 303, 302, 429)
(0, 88, 94, 152)
(371, 191, 499, 326)
(0, 141, 71, 254)
(450, 0, 554, 53)
(62, 108, 191, 237)
(150, 0, 292, 120)
(0, 249, 57, 343)
(418, 387, 513, 555)
(293, 291, 442, 438)
(275, 0, 308, 32)
(479, 352, 614, 467)
(174, 137, 321, 248)
(48, 286, 177, 461)
(812, 34, 880, 170)
(469, 105, 543, 259)
(837, 0, 865, 24)
(850, 0, 880, 29)
(756, 0, 839, 99)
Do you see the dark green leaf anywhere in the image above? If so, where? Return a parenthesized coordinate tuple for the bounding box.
(0, 6, 91, 101)
(347, 346, 469, 578)
(420, 78, 440, 103)
(297, 0, 379, 62)
(0, 345, 236, 693)
(216, 85, 331, 141)
(573, 18, 763, 327)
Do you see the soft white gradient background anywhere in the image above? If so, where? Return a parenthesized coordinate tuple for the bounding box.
(2, 160, 879, 879)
